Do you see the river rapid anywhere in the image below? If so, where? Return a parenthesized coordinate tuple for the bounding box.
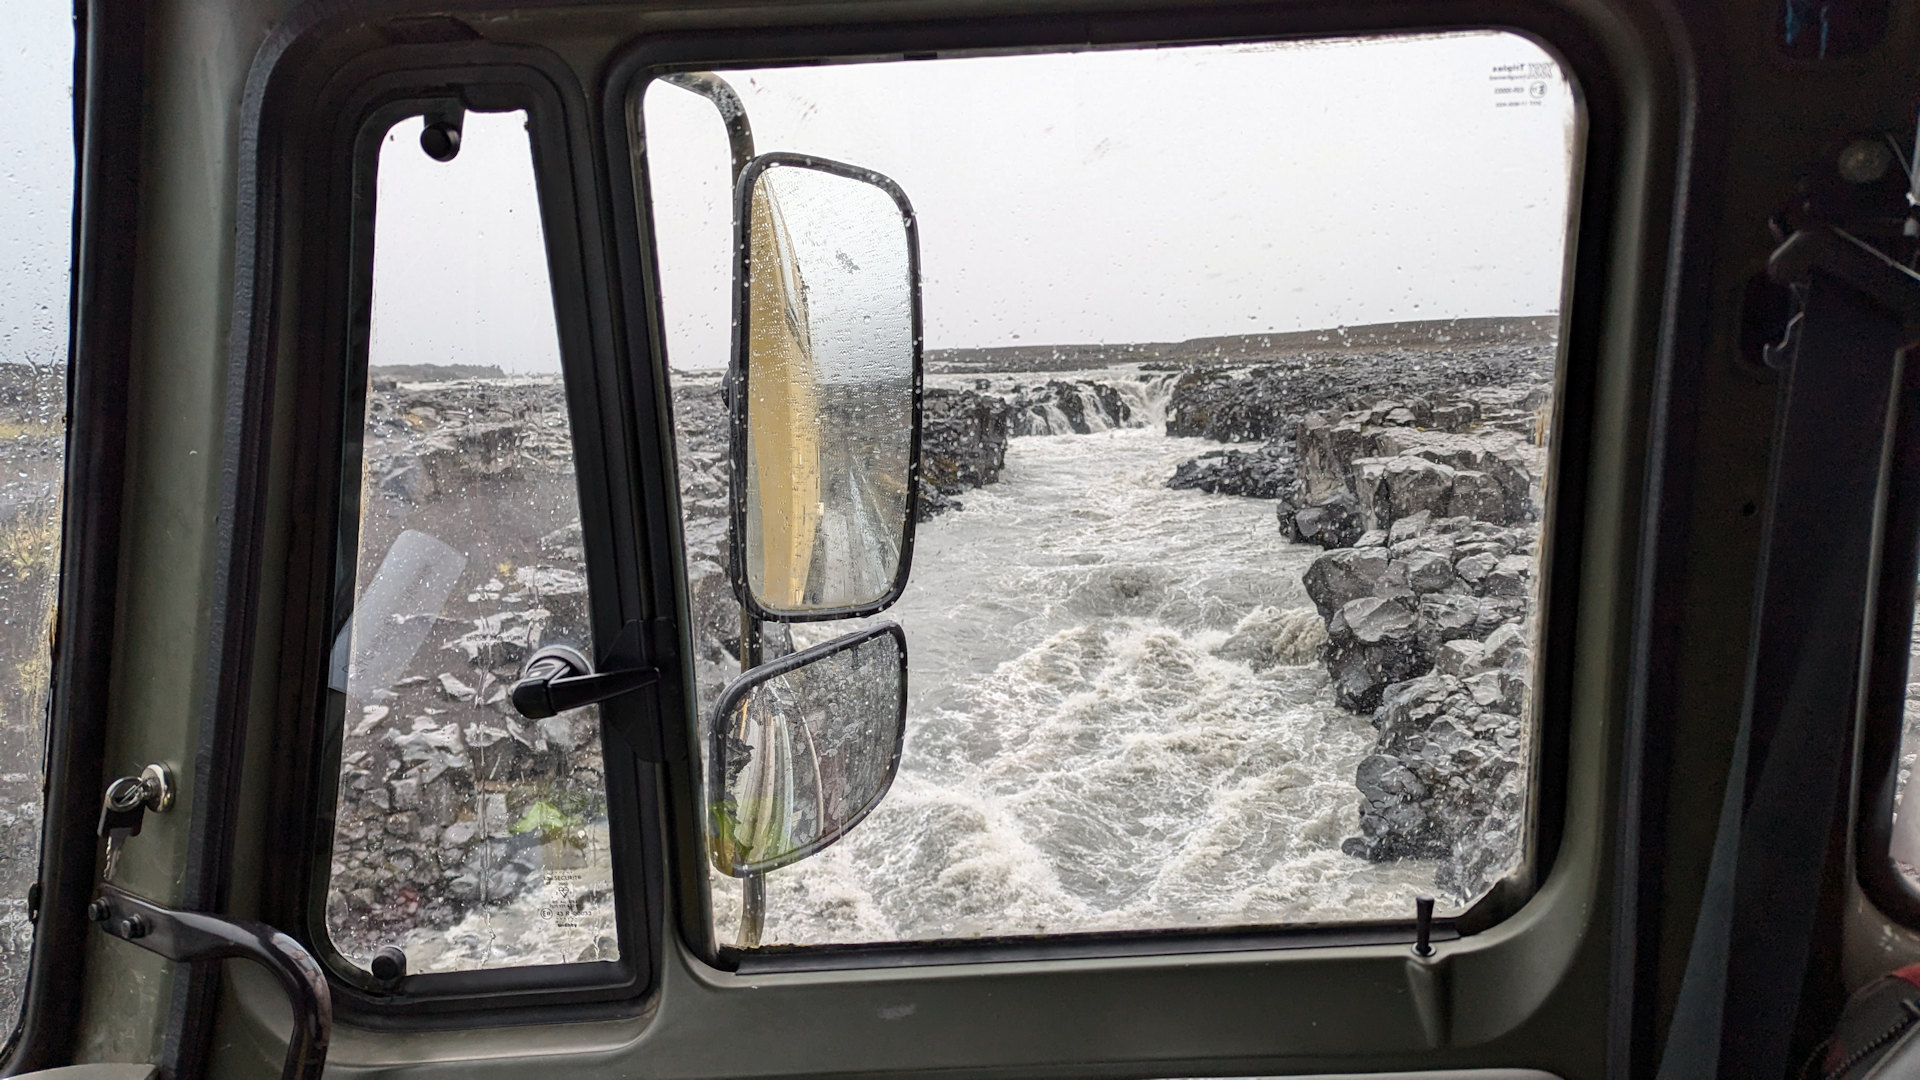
(716, 368, 1436, 946)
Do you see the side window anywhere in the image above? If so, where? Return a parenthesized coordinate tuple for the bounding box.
(640, 33, 1577, 948)
(1881, 566, 1920, 885)
(0, 0, 73, 1027)
(323, 111, 618, 974)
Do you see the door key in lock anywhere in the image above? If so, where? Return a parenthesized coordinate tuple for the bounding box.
(97, 763, 173, 881)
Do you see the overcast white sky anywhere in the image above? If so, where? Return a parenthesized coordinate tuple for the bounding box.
(369, 113, 563, 374)
(1, 2, 73, 370)
(2, 16, 1578, 376)
(644, 32, 1579, 371)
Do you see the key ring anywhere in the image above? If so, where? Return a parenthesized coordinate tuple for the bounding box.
(104, 775, 148, 813)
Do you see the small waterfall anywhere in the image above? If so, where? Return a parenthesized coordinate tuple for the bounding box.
(1039, 371, 1181, 436)
(929, 365, 1180, 437)
(1022, 403, 1075, 436)
(1096, 372, 1179, 430)
(1075, 385, 1115, 433)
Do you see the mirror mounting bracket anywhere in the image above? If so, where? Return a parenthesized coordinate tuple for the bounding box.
(509, 620, 661, 722)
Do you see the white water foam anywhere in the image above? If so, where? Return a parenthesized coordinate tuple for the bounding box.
(720, 417, 1435, 946)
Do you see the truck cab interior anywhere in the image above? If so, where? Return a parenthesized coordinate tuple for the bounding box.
(3, 0, 1920, 1077)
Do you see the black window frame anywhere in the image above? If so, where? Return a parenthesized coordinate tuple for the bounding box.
(606, 13, 1606, 975)
(258, 44, 672, 1029)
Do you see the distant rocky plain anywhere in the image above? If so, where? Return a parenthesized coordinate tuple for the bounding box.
(0, 315, 1556, 986)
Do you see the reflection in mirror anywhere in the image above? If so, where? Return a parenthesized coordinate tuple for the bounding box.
(709, 623, 908, 875)
(738, 157, 919, 619)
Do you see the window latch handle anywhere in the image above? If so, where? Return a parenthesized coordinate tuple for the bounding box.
(509, 624, 661, 720)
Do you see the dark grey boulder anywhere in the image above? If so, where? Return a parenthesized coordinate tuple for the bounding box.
(1302, 547, 1394, 620)
(920, 388, 1015, 498)
(1399, 550, 1456, 593)
(1324, 596, 1432, 711)
(1168, 440, 1296, 499)
(1415, 593, 1483, 644)
(1483, 554, 1533, 597)
(1287, 492, 1365, 549)
(1377, 456, 1458, 524)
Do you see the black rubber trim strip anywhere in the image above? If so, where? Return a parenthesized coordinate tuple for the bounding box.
(731, 920, 1464, 975)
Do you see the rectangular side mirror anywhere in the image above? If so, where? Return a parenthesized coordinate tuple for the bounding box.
(729, 153, 923, 621)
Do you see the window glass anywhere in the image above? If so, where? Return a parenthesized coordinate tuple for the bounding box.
(325, 111, 617, 974)
(0, 0, 73, 1025)
(642, 32, 1577, 947)
(1888, 581, 1920, 879)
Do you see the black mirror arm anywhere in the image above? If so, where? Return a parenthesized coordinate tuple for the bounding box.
(509, 623, 662, 720)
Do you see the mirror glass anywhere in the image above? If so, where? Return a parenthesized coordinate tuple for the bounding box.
(709, 624, 907, 875)
(739, 159, 917, 617)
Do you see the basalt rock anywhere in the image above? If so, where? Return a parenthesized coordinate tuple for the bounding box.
(1307, 513, 1536, 711)
(1341, 621, 1533, 901)
(1296, 400, 1542, 530)
(1296, 384, 1545, 718)
(1285, 492, 1365, 549)
(920, 388, 1015, 498)
(1164, 344, 1550, 444)
(1341, 672, 1526, 890)
(1167, 440, 1296, 499)
(1311, 507, 1538, 900)
(1295, 396, 1547, 903)
(1323, 596, 1433, 711)
(1008, 380, 1133, 436)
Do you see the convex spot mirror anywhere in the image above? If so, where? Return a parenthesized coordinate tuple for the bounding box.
(708, 623, 908, 875)
(730, 153, 923, 622)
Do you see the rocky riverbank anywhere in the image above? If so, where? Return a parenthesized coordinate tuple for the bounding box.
(1161, 359, 1552, 901)
(1289, 383, 1548, 900)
